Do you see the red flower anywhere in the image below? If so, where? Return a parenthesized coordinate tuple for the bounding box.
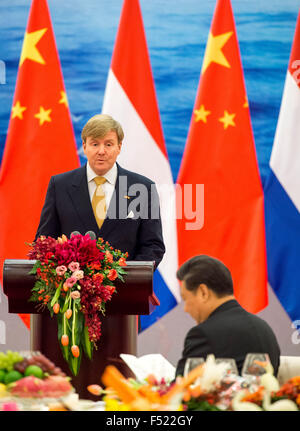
(55, 234, 104, 266)
(118, 257, 127, 267)
(89, 263, 101, 271)
(99, 285, 116, 301)
(93, 273, 104, 284)
(108, 269, 118, 281)
(28, 236, 57, 263)
(105, 251, 114, 263)
(106, 285, 115, 294)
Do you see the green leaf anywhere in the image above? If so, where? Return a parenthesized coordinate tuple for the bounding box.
(61, 291, 70, 314)
(50, 283, 62, 307)
(74, 310, 84, 341)
(48, 303, 54, 316)
(82, 325, 93, 360)
(69, 353, 82, 376)
(56, 314, 68, 362)
(28, 261, 40, 275)
(61, 345, 69, 363)
(186, 399, 221, 411)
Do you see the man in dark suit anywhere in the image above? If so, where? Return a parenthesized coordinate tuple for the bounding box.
(175, 255, 280, 377)
(35, 114, 165, 268)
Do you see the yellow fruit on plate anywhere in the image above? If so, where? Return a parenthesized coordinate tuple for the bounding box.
(0, 383, 7, 397)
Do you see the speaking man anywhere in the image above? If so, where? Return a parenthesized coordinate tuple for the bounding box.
(35, 114, 165, 268)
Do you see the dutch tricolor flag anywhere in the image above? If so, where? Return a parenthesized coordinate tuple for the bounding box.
(101, 0, 180, 330)
(264, 10, 300, 325)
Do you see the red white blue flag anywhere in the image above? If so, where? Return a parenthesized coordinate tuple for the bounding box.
(264, 10, 300, 324)
(101, 0, 180, 329)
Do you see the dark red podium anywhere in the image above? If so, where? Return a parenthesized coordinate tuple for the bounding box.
(3, 259, 159, 399)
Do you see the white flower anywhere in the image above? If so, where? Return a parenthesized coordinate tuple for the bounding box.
(72, 270, 84, 280)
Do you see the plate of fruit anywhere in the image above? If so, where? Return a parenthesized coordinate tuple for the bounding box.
(0, 350, 73, 410)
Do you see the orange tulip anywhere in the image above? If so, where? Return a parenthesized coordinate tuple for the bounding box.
(61, 334, 69, 346)
(53, 303, 60, 314)
(87, 384, 103, 396)
(65, 309, 72, 319)
(71, 345, 80, 358)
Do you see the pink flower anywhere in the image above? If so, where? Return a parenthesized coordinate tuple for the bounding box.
(55, 265, 67, 276)
(70, 291, 80, 300)
(65, 276, 77, 288)
(68, 261, 80, 272)
(72, 270, 84, 280)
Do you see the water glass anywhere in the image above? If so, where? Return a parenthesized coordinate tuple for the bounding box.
(183, 357, 205, 377)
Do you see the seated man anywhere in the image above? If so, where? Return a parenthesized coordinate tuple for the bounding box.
(175, 255, 280, 376)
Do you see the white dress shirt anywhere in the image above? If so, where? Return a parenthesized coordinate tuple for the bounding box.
(86, 162, 118, 210)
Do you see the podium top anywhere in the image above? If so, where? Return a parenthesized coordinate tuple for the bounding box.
(3, 259, 159, 316)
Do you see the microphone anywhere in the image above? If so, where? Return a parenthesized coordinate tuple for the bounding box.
(85, 231, 96, 240)
(70, 231, 81, 237)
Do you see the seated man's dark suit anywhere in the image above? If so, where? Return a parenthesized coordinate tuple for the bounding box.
(176, 299, 280, 376)
(35, 163, 165, 268)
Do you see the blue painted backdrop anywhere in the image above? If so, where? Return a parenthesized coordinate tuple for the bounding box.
(0, 0, 299, 186)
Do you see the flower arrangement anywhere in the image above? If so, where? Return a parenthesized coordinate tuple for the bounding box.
(88, 366, 181, 411)
(87, 355, 300, 411)
(237, 376, 300, 410)
(28, 234, 127, 376)
(275, 376, 300, 406)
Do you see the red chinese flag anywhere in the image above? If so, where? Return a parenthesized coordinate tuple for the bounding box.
(177, 0, 268, 312)
(0, 0, 79, 328)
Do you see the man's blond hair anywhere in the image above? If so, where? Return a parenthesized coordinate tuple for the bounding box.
(81, 114, 124, 144)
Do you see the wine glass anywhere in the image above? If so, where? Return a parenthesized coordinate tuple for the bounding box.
(241, 353, 271, 387)
(215, 358, 239, 376)
(183, 357, 205, 377)
(242, 353, 271, 377)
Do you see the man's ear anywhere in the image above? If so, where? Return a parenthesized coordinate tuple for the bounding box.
(198, 283, 210, 302)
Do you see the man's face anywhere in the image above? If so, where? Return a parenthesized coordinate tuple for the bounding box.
(180, 281, 204, 324)
(82, 130, 122, 175)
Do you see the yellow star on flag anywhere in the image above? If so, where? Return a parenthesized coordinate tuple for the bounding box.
(219, 110, 236, 129)
(11, 101, 27, 120)
(34, 106, 52, 125)
(194, 104, 211, 123)
(59, 91, 68, 108)
(201, 31, 233, 74)
(243, 96, 249, 108)
(19, 28, 47, 66)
